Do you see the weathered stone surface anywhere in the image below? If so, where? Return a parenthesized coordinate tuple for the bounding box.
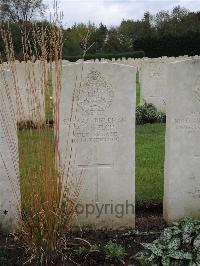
(15, 62, 45, 123)
(140, 59, 168, 111)
(0, 65, 20, 232)
(164, 59, 200, 222)
(59, 62, 136, 229)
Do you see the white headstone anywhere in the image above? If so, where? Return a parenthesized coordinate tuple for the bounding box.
(59, 62, 136, 229)
(140, 60, 168, 112)
(15, 62, 45, 123)
(62, 60, 70, 66)
(164, 59, 200, 222)
(0, 65, 20, 231)
(76, 59, 83, 63)
(101, 58, 109, 63)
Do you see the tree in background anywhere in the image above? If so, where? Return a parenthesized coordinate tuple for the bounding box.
(103, 28, 124, 53)
(134, 6, 200, 57)
(118, 12, 153, 51)
(63, 22, 108, 56)
(63, 28, 83, 56)
(0, 0, 46, 22)
(89, 23, 108, 53)
(1, 4, 200, 59)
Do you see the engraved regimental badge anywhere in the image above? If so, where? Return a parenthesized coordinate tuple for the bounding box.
(77, 68, 114, 114)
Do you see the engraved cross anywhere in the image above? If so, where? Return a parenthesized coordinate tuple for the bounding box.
(78, 162, 113, 202)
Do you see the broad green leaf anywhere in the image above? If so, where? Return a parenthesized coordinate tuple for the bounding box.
(168, 237, 181, 250)
(183, 252, 193, 260)
(148, 253, 156, 262)
(196, 251, 200, 263)
(193, 235, 200, 250)
(150, 262, 160, 266)
(160, 228, 173, 243)
(141, 243, 163, 256)
(195, 224, 200, 231)
(135, 250, 150, 259)
(189, 262, 197, 266)
(168, 250, 192, 260)
(170, 261, 184, 266)
(161, 256, 170, 266)
(170, 226, 182, 236)
(181, 218, 195, 241)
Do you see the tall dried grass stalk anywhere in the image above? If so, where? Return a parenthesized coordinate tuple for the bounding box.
(0, 2, 86, 263)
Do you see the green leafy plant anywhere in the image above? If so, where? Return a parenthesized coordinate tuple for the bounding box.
(73, 242, 100, 264)
(104, 240, 126, 263)
(135, 217, 200, 266)
(136, 102, 166, 125)
(75, 246, 87, 258)
(90, 244, 100, 252)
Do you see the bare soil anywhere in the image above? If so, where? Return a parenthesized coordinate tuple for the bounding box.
(0, 204, 166, 266)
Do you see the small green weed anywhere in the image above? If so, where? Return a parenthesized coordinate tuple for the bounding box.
(75, 246, 87, 258)
(104, 240, 126, 263)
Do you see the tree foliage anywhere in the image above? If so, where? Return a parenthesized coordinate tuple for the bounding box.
(0, 0, 45, 22)
(1, 5, 200, 58)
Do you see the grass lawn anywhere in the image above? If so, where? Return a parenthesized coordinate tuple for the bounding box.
(136, 123, 166, 205)
(18, 128, 56, 212)
(19, 73, 165, 206)
(19, 123, 166, 205)
(136, 71, 140, 106)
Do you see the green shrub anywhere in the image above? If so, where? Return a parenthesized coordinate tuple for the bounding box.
(134, 32, 200, 58)
(135, 217, 200, 266)
(104, 240, 126, 263)
(136, 102, 166, 125)
(18, 102, 165, 129)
